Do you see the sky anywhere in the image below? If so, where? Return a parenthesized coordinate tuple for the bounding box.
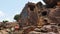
(0, 0, 45, 22)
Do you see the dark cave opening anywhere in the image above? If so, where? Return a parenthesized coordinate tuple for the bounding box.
(41, 11, 47, 16)
(28, 5, 35, 11)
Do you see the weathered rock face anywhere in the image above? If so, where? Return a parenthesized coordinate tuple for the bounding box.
(48, 7, 60, 24)
(19, 0, 60, 34)
(20, 0, 60, 27)
(20, 2, 38, 27)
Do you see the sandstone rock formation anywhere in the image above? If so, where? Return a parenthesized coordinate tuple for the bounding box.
(19, 0, 60, 34)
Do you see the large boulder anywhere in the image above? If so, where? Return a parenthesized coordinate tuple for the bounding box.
(43, 0, 58, 8)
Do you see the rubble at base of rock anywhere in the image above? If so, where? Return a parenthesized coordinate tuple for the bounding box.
(29, 24, 60, 34)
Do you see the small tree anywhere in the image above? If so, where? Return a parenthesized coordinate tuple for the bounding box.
(14, 14, 20, 21)
(2, 20, 9, 28)
(3, 20, 8, 23)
